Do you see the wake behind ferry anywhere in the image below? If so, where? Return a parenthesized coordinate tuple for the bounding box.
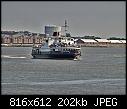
(31, 20, 81, 60)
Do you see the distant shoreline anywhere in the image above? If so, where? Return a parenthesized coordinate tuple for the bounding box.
(1, 43, 126, 48)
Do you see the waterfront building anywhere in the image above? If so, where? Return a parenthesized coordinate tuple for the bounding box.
(95, 39, 111, 47)
(95, 39, 111, 44)
(75, 39, 98, 47)
(108, 40, 122, 43)
(2, 35, 11, 44)
(119, 40, 126, 43)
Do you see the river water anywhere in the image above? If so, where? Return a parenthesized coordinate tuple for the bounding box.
(1, 47, 126, 94)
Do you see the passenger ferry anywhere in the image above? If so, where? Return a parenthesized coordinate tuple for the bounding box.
(31, 21, 81, 60)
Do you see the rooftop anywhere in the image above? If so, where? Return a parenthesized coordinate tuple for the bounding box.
(119, 40, 126, 43)
(81, 39, 97, 42)
(95, 39, 110, 42)
(108, 40, 122, 43)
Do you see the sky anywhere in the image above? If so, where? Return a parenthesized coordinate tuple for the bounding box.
(1, 1, 126, 38)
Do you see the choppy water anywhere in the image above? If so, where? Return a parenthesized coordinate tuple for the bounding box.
(1, 47, 126, 95)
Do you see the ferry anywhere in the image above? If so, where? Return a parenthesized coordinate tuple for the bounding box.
(31, 21, 81, 60)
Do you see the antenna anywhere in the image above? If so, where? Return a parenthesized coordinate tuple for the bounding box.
(62, 20, 69, 36)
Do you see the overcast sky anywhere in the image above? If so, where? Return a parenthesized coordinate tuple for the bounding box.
(2, 1, 125, 38)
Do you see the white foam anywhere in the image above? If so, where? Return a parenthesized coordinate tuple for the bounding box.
(2, 55, 26, 59)
(2, 78, 125, 85)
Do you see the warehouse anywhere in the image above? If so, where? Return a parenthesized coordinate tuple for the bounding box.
(119, 40, 126, 43)
(108, 40, 123, 43)
(75, 39, 98, 47)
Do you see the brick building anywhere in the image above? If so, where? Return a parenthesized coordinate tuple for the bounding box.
(1, 35, 45, 44)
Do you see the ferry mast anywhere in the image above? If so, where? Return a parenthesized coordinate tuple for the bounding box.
(62, 20, 69, 36)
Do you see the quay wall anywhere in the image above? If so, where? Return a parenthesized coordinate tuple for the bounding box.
(79, 43, 126, 47)
(1, 43, 126, 47)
